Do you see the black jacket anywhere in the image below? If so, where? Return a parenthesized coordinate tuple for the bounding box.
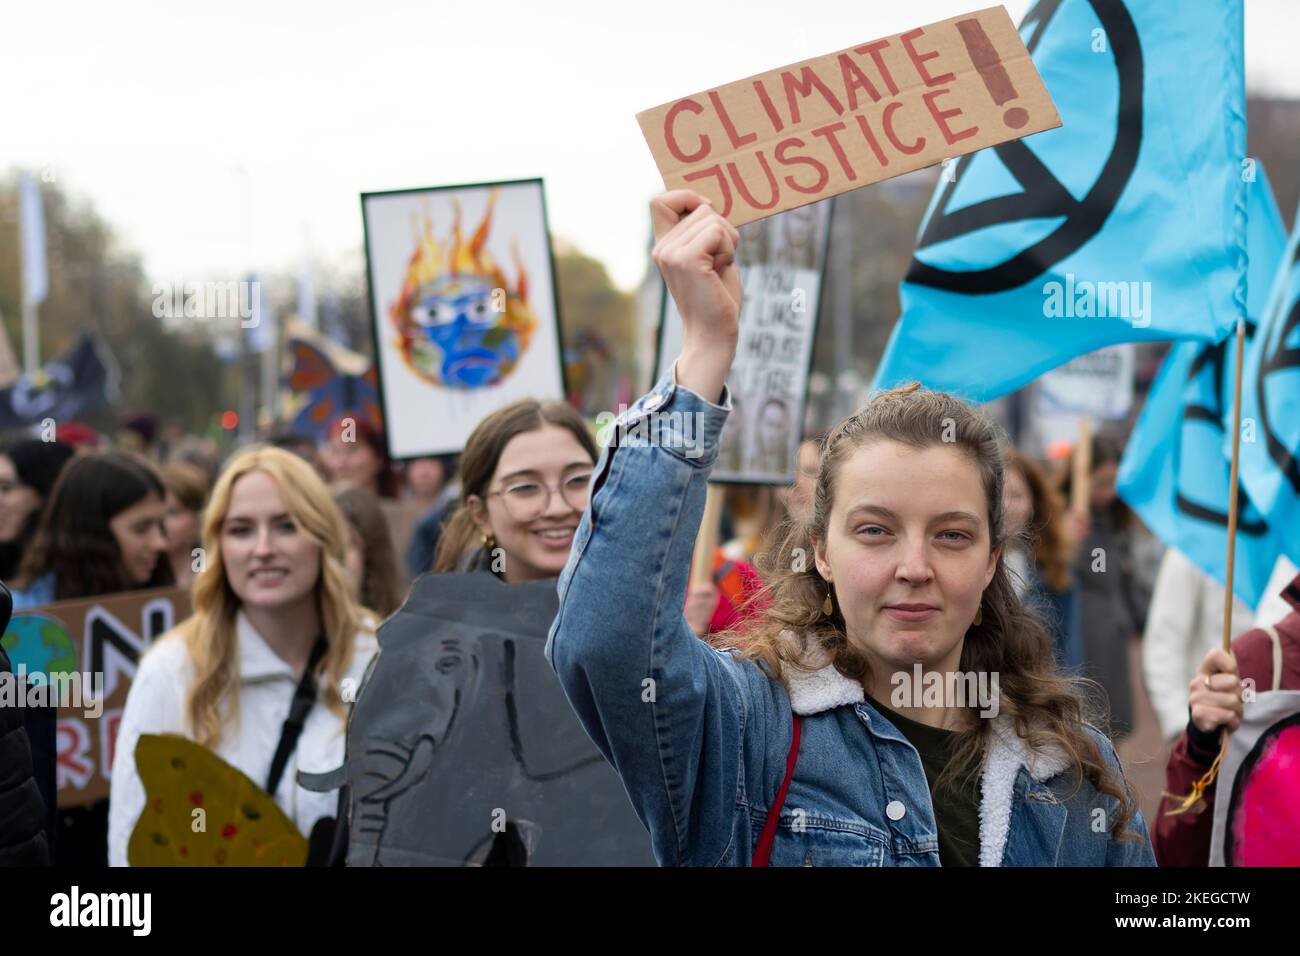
(0, 644, 52, 865)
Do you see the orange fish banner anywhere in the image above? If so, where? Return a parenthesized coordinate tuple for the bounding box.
(637, 5, 1060, 226)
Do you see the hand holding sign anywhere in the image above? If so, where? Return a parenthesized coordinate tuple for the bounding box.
(650, 190, 742, 403)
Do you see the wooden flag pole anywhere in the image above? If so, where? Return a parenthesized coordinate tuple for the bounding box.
(0, 307, 21, 389)
(1166, 317, 1247, 816)
(1070, 417, 1092, 521)
(691, 484, 723, 590)
(1221, 316, 1247, 651)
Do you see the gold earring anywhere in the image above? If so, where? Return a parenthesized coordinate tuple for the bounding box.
(822, 584, 834, 616)
(482, 532, 496, 551)
(973, 604, 983, 626)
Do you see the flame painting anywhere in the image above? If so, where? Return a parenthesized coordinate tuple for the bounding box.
(388, 189, 537, 390)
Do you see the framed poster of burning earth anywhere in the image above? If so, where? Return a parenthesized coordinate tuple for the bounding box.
(362, 178, 566, 459)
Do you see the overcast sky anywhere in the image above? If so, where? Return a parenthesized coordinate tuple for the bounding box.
(5, 0, 1297, 292)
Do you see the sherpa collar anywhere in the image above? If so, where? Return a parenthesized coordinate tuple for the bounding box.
(782, 659, 1071, 867)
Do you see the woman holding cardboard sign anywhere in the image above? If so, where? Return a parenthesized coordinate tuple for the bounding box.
(546, 190, 1154, 866)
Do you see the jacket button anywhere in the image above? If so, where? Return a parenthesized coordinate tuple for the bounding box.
(643, 392, 665, 411)
(885, 800, 906, 821)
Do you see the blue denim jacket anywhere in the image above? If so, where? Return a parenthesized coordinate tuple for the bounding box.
(546, 370, 1156, 867)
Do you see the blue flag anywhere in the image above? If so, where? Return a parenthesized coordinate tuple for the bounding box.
(873, 0, 1246, 402)
(1117, 171, 1286, 607)
(1238, 199, 1300, 571)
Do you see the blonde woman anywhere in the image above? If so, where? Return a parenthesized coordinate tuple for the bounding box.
(108, 447, 377, 866)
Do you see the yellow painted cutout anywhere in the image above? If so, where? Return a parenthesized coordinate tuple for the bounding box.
(128, 734, 308, 867)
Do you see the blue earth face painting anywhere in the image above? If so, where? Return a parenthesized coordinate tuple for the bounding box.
(389, 190, 536, 390)
(2, 613, 77, 683)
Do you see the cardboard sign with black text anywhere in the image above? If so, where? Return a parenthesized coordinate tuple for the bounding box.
(1, 586, 192, 807)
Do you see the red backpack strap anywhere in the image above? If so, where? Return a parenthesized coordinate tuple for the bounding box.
(752, 715, 802, 867)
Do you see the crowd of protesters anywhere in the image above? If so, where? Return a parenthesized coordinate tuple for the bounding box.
(1, 198, 1297, 868)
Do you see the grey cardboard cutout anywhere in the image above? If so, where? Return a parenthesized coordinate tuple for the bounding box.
(300, 571, 655, 866)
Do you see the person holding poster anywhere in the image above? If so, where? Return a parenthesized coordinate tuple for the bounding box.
(1063, 436, 1148, 741)
(9, 452, 174, 866)
(312, 396, 656, 865)
(108, 447, 378, 866)
(547, 191, 1153, 867)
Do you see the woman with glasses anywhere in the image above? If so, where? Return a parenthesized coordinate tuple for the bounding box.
(315, 397, 634, 866)
(432, 399, 597, 580)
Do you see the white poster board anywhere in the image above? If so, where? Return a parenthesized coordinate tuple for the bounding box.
(1024, 344, 1135, 456)
(654, 199, 833, 484)
(362, 179, 566, 459)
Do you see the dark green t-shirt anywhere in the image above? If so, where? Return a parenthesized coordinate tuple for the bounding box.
(865, 695, 981, 867)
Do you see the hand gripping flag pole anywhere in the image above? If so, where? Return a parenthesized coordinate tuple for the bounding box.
(1164, 315, 1246, 817)
(1163, 0, 1250, 817)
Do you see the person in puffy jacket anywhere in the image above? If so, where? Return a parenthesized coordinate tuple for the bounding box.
(0, 642, 51, 866)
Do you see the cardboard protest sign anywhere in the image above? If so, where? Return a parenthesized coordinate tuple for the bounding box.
(298, 571, 656, 866)
(0, 586, 192, 807)
(362, 179, 567, 459)
(654, 201, 833, 483)
(1023, 345, 1134, 456)
(128, 734, 308, 866)
(637, 5, 1060, 226)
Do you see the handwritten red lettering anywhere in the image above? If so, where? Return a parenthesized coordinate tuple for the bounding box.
(708, 90, 758, 150)
(726, 152, 781, 210)
(922, 88, 977, 145)
(810, 122, 857, 180)
(900, 27, 956, 86)
(782, 66, 846, 125)
(882, 101, 925, 154)
(665, 99, 710, 164)
(682, 164, 733, 217)
(853, 40, 899, 96)
(775, 136, 830, 193)
(752, 78, 785, 132)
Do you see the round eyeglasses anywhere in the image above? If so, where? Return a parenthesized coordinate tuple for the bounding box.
(485, 471, 593, 522)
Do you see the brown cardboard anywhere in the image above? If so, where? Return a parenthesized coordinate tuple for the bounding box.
(636, 5, 1060, 226)
(3, 585, 192, 806)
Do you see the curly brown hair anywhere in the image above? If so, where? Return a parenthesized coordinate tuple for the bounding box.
(1004, 449, 1075, 593)
(716, 383, 1140, 842)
